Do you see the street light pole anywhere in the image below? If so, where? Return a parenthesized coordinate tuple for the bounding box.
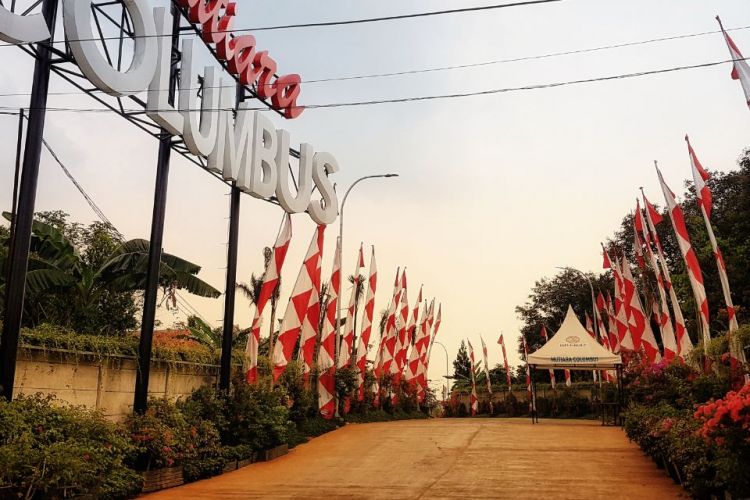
(336, 174, 398, 352)
(432, 341, 450, 400)
(334, 173, 398, 416)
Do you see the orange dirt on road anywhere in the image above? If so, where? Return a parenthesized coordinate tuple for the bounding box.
(143, 418, 684, 500)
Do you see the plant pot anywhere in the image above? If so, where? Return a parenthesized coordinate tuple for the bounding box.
(141, 466, 184, 493)
(260, 444, 288, 462)
(237, 456, 255, 469)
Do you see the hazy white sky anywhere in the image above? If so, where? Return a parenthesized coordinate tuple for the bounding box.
(1, 0, 750, 389)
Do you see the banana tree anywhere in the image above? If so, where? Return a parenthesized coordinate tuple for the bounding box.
(1, 213, 220, 330)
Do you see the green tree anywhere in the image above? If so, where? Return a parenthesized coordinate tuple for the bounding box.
(515, 268, 611, 356)
(452, 340, 471, 388)
(0, 211, 220, 334)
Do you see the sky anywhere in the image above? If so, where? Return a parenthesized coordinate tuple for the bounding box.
(1, 0, 750, 392)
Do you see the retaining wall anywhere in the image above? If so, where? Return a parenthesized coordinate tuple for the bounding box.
(13, 347, 218, 420)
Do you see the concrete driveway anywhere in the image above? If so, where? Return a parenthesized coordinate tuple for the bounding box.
(143, 418, 684, 499)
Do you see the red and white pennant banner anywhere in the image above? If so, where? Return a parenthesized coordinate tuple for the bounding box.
(540, 326, 555, 390)
(298, 229, 324, 383)
(355, 247, 377, 401)
(656, 164, 711, 351)
(337, 244, 365, 368)
(497, 333, 512, 391)
(317, 237, 341, 419)
(686, 137, 746, 371)
(245, 214, 292, 383)
(635, 200, 678, 361)
(717, 16, 750, 109)
(642, 194, 691, 357)
(467, 339, 479, 416)
(272, 225, 324, 382)
(480, 335, 493, 396)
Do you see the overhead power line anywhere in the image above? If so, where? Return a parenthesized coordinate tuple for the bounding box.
(243, 0, 561, 32)
(0, 56, 744, 113)
(0, 0, 560, 47)
(0, 24, 747, 99)
(303, 25, 750, 84)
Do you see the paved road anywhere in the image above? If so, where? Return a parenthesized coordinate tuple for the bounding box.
(144, 418, 684, 499)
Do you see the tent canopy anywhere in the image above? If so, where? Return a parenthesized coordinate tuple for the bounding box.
(527, 306, 622, 370)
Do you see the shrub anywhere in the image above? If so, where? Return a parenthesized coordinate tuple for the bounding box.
(277, 361, 316, 424)
(625, 357, 696, 409)
(223, 379, 290, 451)
(181, 419, 224, 482)
(124, 397, 189, 471)
(0, 394, 142, 499)
(693, 382, 750, 497)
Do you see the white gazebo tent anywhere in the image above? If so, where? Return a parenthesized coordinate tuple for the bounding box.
(526, 306, 623, 423)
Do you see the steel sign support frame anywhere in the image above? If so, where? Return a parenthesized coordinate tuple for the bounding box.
(133, 3, 181, 415)
(0, 0, 305, 409)
(219, 185, 241, 392)
(0, 0, 59, 402)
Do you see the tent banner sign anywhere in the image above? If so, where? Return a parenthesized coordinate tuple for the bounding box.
(550, 356, 600, 364)
(0, 0, 341, 225)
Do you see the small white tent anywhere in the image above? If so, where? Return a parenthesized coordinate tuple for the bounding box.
(527, 306, 622, 369)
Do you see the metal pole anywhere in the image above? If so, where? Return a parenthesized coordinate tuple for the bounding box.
(0, 0, 58, 402)
(433, 340, 450, 400)
(10, 109, 25, 244)
(4, 108, 24, 286)
(334, 173, 397, 417)
(335, 174, 398, 342)
(133, 6, 180, 414)
(219, 185, 241, 392)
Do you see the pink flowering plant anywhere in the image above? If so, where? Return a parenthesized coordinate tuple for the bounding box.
(694, 382, 750, 450)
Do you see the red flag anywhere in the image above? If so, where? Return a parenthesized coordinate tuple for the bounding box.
(298, 227, 325, 383)
(686, 135, 712, 218)
(643, 191, 691, 358)
(467, 339, 479, 416)
(497, 333, 512, 391)
(521, 333, 533, 411)
(355, 248, 377, 400)
(601, 243, 612, 269)
(540, 326, 556, 390)
(657, 164, 710, 352)
(415, 300, 436, 402)
(717, 16, 750, 109)
(245, 214, 292, 383)
(622, 255, 662, 363)
(643, 195, 663, 226)
(273, 225, 325, 382)
(685, 137, 746, 373)
(406, 300, 429, 397)
(317, 238, 341, 418)
(480, 336, 493, 396)
(338, 243, 366, 368)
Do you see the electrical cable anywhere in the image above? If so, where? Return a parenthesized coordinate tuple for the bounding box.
(0, 24, 746, 95)
(0, 56, 744, 112)
(0, 0, 561, 47)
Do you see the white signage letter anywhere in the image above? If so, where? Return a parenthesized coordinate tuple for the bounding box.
(275, 140, 313, 213)
(146, 8, 183, 136)
(247, 112, 278, 199)
(308, 152, 339, 224)
(0, 7, 50, 44)
(64, 0, 157, 96)
(209, 84, 253, 181)
(179, 39, 219, 157)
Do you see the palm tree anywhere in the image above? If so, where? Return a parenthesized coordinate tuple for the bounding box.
(347, 273, 366, 356)
(237, 246, 282, 355)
